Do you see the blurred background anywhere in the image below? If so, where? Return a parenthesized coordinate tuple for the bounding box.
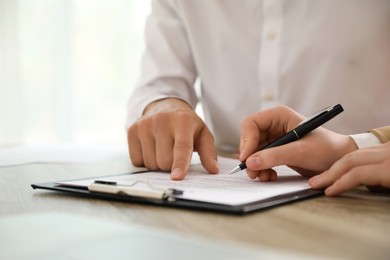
(0, 0, 151, 146)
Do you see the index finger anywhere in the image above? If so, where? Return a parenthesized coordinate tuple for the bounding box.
(239, 116, 262, 162)
(171, 133, 194, 180)
(239, 106, 303, 161)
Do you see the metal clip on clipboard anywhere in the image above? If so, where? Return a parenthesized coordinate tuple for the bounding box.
(88, 180, 183, 201)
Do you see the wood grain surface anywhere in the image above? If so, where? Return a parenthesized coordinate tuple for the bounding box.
(1, 158, 389, 260)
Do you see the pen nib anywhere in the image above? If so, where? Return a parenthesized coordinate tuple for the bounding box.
(228, 166, 241, 175)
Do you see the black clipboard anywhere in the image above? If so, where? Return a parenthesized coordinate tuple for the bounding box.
(32, 171, 323, 215)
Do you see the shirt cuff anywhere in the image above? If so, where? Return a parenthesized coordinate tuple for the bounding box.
(349, 133, 381, 149)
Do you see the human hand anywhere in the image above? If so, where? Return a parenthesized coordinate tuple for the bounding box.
(308, 142, 390, 196)
(239, 106, 357, 181)
(127, 98, 218, 180)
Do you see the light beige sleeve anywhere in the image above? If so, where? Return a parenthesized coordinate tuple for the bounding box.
(369, 126, 390, 143)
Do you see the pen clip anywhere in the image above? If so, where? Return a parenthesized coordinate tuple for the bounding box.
(298, 104, 335, 126)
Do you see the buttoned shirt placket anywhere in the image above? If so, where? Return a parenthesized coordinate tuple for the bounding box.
(258, 0, 283, 110)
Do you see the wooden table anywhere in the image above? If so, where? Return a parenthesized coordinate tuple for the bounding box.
(1, 155, 389, 259)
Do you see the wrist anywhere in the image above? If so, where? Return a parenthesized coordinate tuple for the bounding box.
(333, 134, 358, 161)
(143, 98, 193, 116)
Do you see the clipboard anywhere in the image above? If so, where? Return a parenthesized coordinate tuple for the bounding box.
(31, 171, 323, 215)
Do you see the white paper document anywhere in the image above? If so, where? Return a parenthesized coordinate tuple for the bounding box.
(58, 156, 311, 206)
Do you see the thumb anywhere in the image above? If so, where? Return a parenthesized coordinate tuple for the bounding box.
(245, 143, 303, 171)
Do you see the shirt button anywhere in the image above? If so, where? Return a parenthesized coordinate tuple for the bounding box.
(263, 91, 274, 101)
(266, 31, 278, 41)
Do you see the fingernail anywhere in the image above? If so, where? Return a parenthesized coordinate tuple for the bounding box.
(324, 186, 334, 196)
(171, 168, 183, 180)
(214, 159, 219, 172)
(308, 175, 319, 187)
(247, 156, 262, 167)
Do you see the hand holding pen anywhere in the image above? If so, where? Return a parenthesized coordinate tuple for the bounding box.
(231, 104, 356, 181)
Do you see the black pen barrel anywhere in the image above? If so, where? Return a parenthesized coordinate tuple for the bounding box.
(263, 130, 299, 149)
(295, 104, 343, 137)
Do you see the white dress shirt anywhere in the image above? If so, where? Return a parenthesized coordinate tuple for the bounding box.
(127, 0, 390, 153)
(350, 133, 382, 149)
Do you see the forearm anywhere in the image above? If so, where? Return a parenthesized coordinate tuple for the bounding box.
(126, 0, 198, 128)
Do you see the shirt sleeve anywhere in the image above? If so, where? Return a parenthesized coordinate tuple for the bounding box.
(349, 133, 381, 149)
(349, 126, 390, 149)
(125, 0, 198, 128)
(369, 126, 390, 143)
